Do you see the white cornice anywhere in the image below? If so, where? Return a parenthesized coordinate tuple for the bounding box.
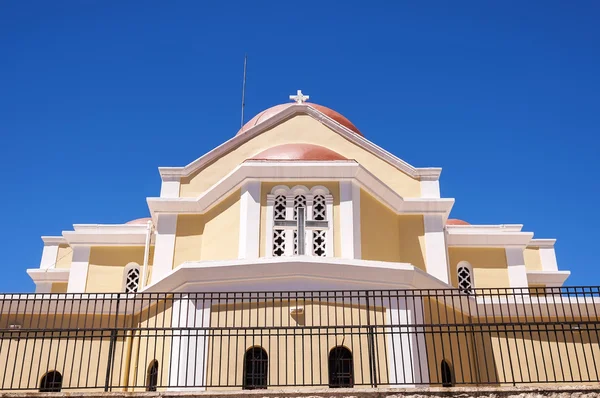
(527, 270, 570, 287)
(446, 224, 524, 233)
(63, 224, 155, 246)
(27, 268, 70, 283)
(446, 229, 534, 248)
(41, 236, 68, 245)
(528, 239, 557, 248)
(158, 104, 442, 181)
(148, 161, 455, 220)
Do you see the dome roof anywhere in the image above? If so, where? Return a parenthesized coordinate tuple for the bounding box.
(126, 217, 151, 225)
(237, 103, 362, 137)
(446, 219, 470, 226)
(249, 144, 347, 161)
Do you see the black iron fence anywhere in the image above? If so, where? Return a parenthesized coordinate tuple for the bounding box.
(0, 287, 599, 391)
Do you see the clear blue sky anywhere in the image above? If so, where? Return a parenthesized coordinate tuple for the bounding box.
(1, 1, 598, 292)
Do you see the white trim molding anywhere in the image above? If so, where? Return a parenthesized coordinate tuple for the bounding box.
(527, 270, 570, 287)
(67, 245, 91, 293)
(238, 181, 261, 259)
(340, 181, 361, 259)
(158, 103, 442, 182)
(420, 179, 440, 199)
(149, 162, 455, 221)
(446, 226, 533, 248)
(39, 239, 61, 270)
(529, 239, 559, 272)
(160, 179, 181, 198)
(423, 215, 449, 284)
(27, 268, 70, 293)
(63, 224, 152, 246)
(151, 214, 178, 284)
(505, 247, 529, 288)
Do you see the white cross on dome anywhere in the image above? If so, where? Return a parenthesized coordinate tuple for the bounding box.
(289, 90, 309, 104)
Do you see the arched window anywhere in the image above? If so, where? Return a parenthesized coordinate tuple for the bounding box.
(146, 360, 159, 391)
(243, 347, 268, 390)
(457, 261, 473, 294)
(328, 346, 353, 388)
(441, 360, 453, 387)
(39, 371, 62, 392)
(123, 263, 141, 293)
(267, 185, 333, 257)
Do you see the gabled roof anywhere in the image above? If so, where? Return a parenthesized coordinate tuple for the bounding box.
(159, 103, 441, 181)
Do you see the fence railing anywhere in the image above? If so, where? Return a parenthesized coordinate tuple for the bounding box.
(0, 287, 599, 391)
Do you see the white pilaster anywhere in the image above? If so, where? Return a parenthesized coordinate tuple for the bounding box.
(339, 181, 361, 259)
(39, 242, 60, 270)
(386, 297, 429, 387)
(169, 295, 211, 390)
(284, 197, 294, 256)
(423, 215, 449, 284)
(420, 179, 440, 199)
(151, 213, 178, 284)
(238, 181, 261, 259)
(35, 282, 53, 293)
(506, 247, 529, 288)
(539, 247, 558, 272)
(160, 179, 181, 198)
(325, 195, 334, 257)
(67, 245, 90, 293)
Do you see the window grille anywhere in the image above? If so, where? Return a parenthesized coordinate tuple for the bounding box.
(243, 347, 268, 390)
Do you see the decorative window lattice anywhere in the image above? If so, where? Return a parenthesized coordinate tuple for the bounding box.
(273, 229, 286, 257)
(125, 267, 140, 293)
(293, 230, 299, 255)
(293, 195, 306, 220)
(274, 195, 286, 220)
(313, 195, 326, 221)
(313, 230, 326, 257)
(457, 266, 473, 293)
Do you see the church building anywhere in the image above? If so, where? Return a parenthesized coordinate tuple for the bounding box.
(2, 91, 597, 392)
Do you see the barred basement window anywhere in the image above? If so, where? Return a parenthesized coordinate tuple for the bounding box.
(329, 346, 353, 388)
(243, 347, 268, 390)
(457, 261, 473, 294)
(272, 195, 286, 257)
(40, 371, 62, 392)
(146, 360, 159, 391)
(441, 360, 454, 387)
(123, 263, 141, 293)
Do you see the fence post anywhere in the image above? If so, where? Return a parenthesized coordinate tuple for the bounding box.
(365, 291, 378, 387)
(104, 294, 121, 392)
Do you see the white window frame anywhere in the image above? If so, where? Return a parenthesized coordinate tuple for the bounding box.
(266, 185, 334, 257)
(123, 262, 141, 293)
(456, 261, 474, 293)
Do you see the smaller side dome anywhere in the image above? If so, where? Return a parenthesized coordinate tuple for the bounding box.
(249, 144, 347, 161)
(126, 217, 151, 225)
(447, 219, 470, 226)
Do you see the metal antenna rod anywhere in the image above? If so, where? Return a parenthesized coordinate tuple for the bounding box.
(240, 54, 247, 128)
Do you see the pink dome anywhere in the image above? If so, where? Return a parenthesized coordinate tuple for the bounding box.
(249, 144, 347, 161)
(125, 217, 151, 225)
(447, 219, 471, 226)
(237, 103, 362, 137)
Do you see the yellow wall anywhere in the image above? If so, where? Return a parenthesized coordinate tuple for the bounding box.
(55, 244, 73, 269)
(259, 182, 341, 257)
(359, 189, 427, 270)
(448, 247, 509, 288)
(179, 115, 421, 198)
(86, 246, 155, 293)
(172, 190, 241, 267)
(50, 283, 68, 293)
(206, 300, 388, 389)
(524, 247, 543, 271)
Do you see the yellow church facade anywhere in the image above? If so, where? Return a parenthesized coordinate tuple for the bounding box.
(3, 91, 597, 392)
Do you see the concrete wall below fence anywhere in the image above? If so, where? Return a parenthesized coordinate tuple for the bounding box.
(2, 386, 600, 398)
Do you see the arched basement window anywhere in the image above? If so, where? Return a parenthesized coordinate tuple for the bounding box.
(328, 346, 354, 388)
(123, 262, 141, 293)
(243, 347, 268, 389)
(146, 360, 159, 391)
(39, 370, 62, 392)
(441, 360, 453, 387)
(457, 261, 474, 294)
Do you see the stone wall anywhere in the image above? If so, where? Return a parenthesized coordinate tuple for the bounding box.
(1, 386, 599, 398)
